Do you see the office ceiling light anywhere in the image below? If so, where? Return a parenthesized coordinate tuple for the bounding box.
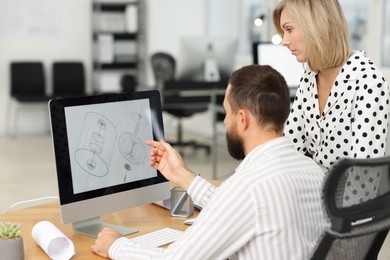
(272, 34, 282, 45)
(254, 14, 265, 27)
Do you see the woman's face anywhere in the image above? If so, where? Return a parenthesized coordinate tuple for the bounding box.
(280, 8, 306, 63)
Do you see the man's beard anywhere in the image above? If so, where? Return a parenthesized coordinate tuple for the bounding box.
(226, 127, 245, 160)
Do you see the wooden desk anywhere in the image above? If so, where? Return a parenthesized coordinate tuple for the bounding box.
(0, 200, 198, 259)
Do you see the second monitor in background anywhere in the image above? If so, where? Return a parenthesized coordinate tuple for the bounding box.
(252, 42, 304, 89)
(177, 36, 237, 82)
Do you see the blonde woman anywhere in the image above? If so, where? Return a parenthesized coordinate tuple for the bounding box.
(273, 0, 390, 173)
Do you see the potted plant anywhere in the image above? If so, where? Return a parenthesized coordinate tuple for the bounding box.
(0, 221, 24, 260)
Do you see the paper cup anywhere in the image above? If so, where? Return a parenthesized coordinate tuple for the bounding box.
(32, 221, 75, 260)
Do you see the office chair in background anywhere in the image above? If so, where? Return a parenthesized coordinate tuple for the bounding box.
(121, 74, 137, 93)
(310, 156, 390, 260)
(151, 52, 210, 155)
(52, 61, 85, 98)
(7, 61, 50, 136)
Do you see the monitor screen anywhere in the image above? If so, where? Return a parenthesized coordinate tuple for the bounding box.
(177, 36, 237, 82)
(49, 90, 170, 237)
(252, 42, 304, 88)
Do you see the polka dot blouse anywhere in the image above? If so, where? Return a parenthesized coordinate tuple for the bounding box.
(285, 51, 390, 172)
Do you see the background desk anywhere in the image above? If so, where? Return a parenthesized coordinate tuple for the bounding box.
(0, 201, 197, 259)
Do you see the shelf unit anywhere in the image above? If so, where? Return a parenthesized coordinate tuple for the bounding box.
(92, 0, 145, 93)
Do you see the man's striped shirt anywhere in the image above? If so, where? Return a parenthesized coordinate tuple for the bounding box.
(109, 136, 329, 259)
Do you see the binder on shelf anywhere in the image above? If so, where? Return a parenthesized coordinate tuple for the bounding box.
(97, 34, 114, 63)
(126, 5, 138, 33)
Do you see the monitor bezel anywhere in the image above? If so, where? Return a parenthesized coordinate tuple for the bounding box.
(49, 90, 167, 206)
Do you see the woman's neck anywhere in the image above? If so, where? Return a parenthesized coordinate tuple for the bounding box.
(316, 67, 342, 115)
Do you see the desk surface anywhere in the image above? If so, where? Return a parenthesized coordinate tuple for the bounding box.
(0, 201, 198, 259)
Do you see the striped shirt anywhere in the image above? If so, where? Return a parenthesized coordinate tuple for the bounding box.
(109, 137, 329, 259)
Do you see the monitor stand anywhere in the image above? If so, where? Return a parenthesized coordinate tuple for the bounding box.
(72, 217, 138, 238)
(204, 58, 221, 82)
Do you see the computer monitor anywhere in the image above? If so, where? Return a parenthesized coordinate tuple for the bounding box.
(49, 90, 170, 238)
(177, 36, 237, 82)
(252, 42, 304, 88)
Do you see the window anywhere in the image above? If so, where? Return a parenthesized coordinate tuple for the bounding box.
(382, 0, 390, 66)
(339, 0, 369, 51)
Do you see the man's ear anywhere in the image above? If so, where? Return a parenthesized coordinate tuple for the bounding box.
(238, 109, 250, 130)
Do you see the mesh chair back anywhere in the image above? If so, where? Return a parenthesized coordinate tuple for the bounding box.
(311, 157, 390, 260)
(151, 52, 175, 90)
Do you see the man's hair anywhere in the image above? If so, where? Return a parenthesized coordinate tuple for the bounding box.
(272, 0, 352, 72)
(228, 64, 290, 132)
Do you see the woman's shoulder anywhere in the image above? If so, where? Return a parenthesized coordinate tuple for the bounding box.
(347, 51, 380, 69)
(345, 51, 387, 82)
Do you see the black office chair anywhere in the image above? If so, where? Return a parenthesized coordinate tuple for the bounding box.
(121, 74, 137, 93)
(310, 156, 390, 260)
(52, 61, 85, 98)
(7, 61, 50, 135)
(151, 52, 210, 155)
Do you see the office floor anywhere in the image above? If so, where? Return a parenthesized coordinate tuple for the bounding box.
(0, 114, 390, 259)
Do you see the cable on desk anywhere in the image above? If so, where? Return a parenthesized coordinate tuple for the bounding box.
(4, 196, 59, 213)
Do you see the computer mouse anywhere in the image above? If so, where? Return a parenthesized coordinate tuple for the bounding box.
(183, 218, 197, 225)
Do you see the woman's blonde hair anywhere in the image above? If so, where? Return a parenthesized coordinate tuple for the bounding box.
(273, 0, 352, 72)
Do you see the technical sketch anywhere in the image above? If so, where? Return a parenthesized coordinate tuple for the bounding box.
(118, 109, 148, 182)
(74, 112, 117, 178)
(66, 98, 156, 194)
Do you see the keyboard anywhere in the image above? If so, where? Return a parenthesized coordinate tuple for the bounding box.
(129, 227, 184, 247)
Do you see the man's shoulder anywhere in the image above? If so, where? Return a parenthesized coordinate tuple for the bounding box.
(237, 152, 323, 185)
(233, 137, 322, 184)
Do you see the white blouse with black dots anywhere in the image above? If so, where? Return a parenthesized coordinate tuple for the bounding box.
(285, 51, 390, 172)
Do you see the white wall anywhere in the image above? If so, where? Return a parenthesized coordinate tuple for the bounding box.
(0, 0, 207, 135)
(0, 0, 92, 135)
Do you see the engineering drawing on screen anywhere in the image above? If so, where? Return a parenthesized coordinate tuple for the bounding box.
(118, 110, 148, 182)
(65, 99, 156, 194)
(75, 112, 116, 178)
